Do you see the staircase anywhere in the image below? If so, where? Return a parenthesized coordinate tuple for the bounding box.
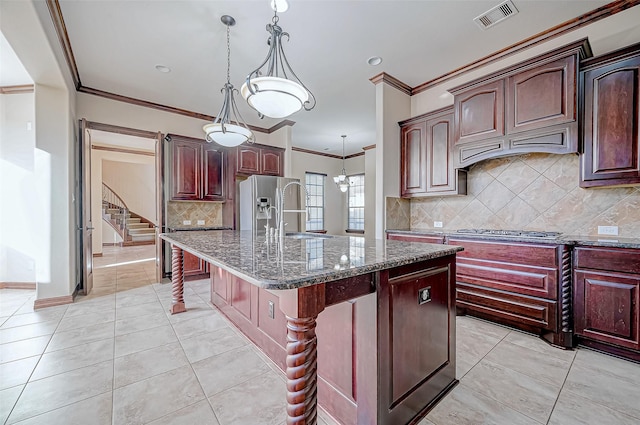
(102, 183, 156, 246)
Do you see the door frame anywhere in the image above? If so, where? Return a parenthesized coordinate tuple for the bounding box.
(79, 120, 165, 291)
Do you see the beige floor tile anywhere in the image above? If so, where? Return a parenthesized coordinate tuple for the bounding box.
(114, 341, 189, 388)
(165, 303, 216, 324)
(548, 389, 640, 425)
(0, 335, 50, 364)
(0, 309, 65, 329)
(457, 316, 511, 341)
(147, 399, 220, 425)
(10, 392, 112, 425)
(456, 324, 502, 364)
(56, 310, 115, 332)
(114, 310, 169, 336)
(180, 327, 249, 363)
(171, 312, 228, 340)
(0, 385, 24, 424)
(115, 292, 159, 309)
(7, 360, 113, 424)
(484, 340, 572, 387)
(45, 322, 114, 353)
(63, 299, 115, 319)
(31, 338, 114, 381)
(504, 330, 576, 362)
(0, 320, 59, 344)
(112, 365, 205, 425)
(462, 360, 560, 423)
(209, 370, 286, 425)
(192, 345, 271, 397)
(114, 324, 178, 358)
(116, 299, 166, 320)
(426, 384, 540, 425)
(0, 356, 39, 390)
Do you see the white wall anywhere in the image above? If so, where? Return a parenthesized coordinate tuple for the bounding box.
(1, 0, 77, 300)
(0, 92, 37, 283)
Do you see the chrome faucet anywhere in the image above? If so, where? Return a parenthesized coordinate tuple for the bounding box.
(276, 181, 310, 239)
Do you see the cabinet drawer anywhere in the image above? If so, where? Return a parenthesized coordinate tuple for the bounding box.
(457, 282, 557, 331)
(387, 233, 445, 244)
(449, 238, 558, 267)
(575, 247, 640, 275)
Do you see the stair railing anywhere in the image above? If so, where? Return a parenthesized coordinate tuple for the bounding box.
(102, 183, 130, 241)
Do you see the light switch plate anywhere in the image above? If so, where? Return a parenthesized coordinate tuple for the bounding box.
(197, 220, 205, 225)
(597, 225, 618, 236)
(434, 221, 443, 228)
(183, 220, 192, 225)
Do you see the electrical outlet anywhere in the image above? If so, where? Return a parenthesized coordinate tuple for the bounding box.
(182, 220, 192, 225)
(197, 220, 205, 225)
(598, 225, 618, 236)
(268, 301, 275, 319)
(434, 221, 443, 228)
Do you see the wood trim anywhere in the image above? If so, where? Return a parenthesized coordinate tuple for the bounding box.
(267, 120, 296, 133)
(398, 106, 454, 127)
(291, 146, 365, 159)
(34, 294, 74, 310)
(369, 72, 412, 95)
(0, 85, 34, 94)
(92, 253, 103, 257)
(362, 144, 376, 151)
(0, 282, 36, 290)
(345, 152, 365, 159)
(412, 0, 640, 94)
(345, 229, 365, 234)
(46, 0, 81, 89)
(86, 121, 158, 139)
(92, 145, 155, 157)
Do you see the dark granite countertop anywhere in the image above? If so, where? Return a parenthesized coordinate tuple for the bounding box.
(386, 229, 640, 249)
(160, 230, 462, 290)
(167, 226, 231, 232)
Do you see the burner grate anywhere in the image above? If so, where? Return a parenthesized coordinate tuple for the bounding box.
(456, 229, 561, 238)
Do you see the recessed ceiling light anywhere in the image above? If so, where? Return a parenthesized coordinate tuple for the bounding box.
(367, 56, 383, 66)
(155, 65, 171, 73)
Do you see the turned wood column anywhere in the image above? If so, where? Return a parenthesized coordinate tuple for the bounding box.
(279, 285, 326, 425)
(170, 244, 187, 314)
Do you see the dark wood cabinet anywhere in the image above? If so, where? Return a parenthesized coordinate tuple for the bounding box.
(580, 42, 640, 188)
(169, 135, 225, 201)
(451, 39, 591, 168)
(574, 246, 640, 359)
(236, 145, 284, 176)
(183, 250, 208, 280)
(400, 107, 466, 198)
(387, 232, 445, 244)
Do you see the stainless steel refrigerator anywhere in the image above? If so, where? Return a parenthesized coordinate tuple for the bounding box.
(239, 175, 302, 235)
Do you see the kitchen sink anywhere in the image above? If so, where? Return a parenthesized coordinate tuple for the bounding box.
(285, 232, 333, 239)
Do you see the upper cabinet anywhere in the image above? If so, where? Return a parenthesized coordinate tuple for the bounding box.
(400, 107, 467, 198)
(169, 135, 225, 201)
(580, 42, 640, 188)
(450, 39, 591, 168)
(236, 144, 284, 176)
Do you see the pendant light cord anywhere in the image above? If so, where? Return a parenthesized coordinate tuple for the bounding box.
(226, 23, 231, 84)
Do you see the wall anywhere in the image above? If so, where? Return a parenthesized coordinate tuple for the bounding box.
(290, 150, 365, 236)
(0, 92, 37, 283)
(408, 153, 640, 238)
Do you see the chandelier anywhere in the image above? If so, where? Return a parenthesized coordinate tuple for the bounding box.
(240, 3, 316, 119)
(333, 135, 351, 193)
(203, 15, 254, 147)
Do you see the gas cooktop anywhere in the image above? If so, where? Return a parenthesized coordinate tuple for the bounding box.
(455, 229, 562, 239)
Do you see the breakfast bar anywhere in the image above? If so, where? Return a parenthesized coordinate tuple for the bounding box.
(160, 230, 462, 425)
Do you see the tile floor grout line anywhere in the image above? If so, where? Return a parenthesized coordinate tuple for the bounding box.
(544, 347, 579, 425)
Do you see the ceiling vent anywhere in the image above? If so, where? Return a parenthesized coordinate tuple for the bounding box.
(474, 0, 519, 30)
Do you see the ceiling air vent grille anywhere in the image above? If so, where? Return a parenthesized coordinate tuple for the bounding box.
(474, 0, 519, 30)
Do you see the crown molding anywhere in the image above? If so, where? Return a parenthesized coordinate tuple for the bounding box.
(92, 145, 155, 157)
(362, 144, 376, 151)
(46, 0, 81, 89)
(369, 72, 412, 95)
(0, 85, 34, 94)
(292, 146, 364, 159)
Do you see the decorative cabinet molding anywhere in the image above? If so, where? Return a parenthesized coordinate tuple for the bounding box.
(169, 135, 225, 202)
(450, 38, 591, 168)
(580, 42, 640, 188)
(236, 144, 284, 176)
(400, 107, 466, 198)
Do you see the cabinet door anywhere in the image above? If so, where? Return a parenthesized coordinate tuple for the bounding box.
(171, 139, 201, 200)
(581, 53, 640, 187)
(202, 146, 225, 200)
(574, 270, 640, 350)
(454, 79, 505, 145)
(183, 250, 207, 279)
(426, 111, 458, 194)
(507, 55, 576, 134)
(237, 146, 260, 175)
(400, 120, 427, 197)
(261, 148, 283, 176)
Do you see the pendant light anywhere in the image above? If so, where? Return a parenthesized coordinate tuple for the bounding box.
(240, 2, 316, 119)
(333, 135, 351, 193)
(203, 15, 255, 147)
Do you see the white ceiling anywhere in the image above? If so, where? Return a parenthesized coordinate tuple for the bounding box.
(34, 1, 632, 154)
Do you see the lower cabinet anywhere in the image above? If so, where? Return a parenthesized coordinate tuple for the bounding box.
(183, 251, 208, 280)
(574, 247, 640, 359)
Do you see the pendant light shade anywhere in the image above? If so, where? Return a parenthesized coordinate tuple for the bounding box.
(333, 135, 351, 192)
(241, 6, 315, 119)
(204, 15, 254, 147)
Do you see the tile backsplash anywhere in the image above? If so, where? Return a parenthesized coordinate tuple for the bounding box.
(167, 201, 222, 229)
(401, 153, 640, 237)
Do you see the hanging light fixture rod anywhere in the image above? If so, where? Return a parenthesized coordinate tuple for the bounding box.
(241, 5, 316, 119)
(203, 15, 255, 147)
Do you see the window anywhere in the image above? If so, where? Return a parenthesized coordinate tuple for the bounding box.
(305, 172, 325, 231)
(347, 174, 365, 232)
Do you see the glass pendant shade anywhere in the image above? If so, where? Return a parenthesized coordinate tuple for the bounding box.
(240, 76, 308, 119)
(333, 135, 351, 192)
(203, 123, 253, 147)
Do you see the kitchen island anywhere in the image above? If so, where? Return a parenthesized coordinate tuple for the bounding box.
(160, 230, 462, 425)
